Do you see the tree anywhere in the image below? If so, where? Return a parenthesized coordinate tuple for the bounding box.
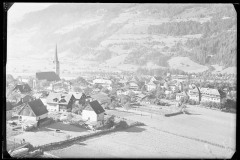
(123, 102, 131, 110)
(84, 87, 92, 95)
(105, 115, 115, 128)
(73, 86, 82, 92)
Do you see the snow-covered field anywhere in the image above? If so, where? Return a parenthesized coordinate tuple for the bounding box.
(212, 65, 236, 75)
(49, 106, 235, 158)
(8, 122, 90, 147)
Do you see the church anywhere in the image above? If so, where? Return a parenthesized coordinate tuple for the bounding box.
(33, 45, 61, 89)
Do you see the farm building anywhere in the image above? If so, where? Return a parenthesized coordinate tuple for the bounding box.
(18, 99, 48, 123)
(82, 100, 105, 125)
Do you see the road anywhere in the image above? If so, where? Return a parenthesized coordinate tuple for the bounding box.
(48, 106, 236, 158)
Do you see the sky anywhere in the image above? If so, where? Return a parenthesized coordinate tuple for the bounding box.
(8, 3, 54, 24)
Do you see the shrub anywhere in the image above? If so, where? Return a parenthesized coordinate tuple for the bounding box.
(115, 120, 128, 129)
(105, 116, 115, 129)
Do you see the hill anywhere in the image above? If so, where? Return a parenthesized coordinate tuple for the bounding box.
(7, 3, 237, 74)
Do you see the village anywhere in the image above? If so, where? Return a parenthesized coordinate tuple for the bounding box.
(5, 45, 236, 158)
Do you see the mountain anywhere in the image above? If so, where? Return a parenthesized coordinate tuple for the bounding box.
(7, 3, 237, 74)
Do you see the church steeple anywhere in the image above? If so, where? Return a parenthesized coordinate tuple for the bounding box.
(54, 44, 60, 77)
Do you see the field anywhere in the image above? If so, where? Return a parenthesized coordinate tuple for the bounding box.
(168, 56, 209, 73)
(7, 122, 90, 147)
(49, 105, 236, 158)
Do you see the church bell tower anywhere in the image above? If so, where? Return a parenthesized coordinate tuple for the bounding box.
(54, 44, 60, 77)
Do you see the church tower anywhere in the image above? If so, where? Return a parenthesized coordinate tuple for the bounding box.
(54, 44, 60, 77)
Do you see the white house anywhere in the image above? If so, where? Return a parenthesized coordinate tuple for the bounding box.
(92, 79, 112, 88)
(128, 82, 139, 90)
(176, 92, 188, 101)
(200, 88, 221, 103)
(6, 102, 14, 121)
(145, 80, 157, 92)
(82, 100, 105, 125)
(18, 99, 48, 123)
(188, 87, 200, 102)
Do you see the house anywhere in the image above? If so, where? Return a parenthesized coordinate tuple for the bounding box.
(116, 88, 126, 96)
(188, 87, 201, 102)
(176, 91, 188, 101)
(82, 100, 105, 125)
(46, 92, 75, 112)
(6, 102, 14, 120)
(141, 94, 156, 104)
(165, 89, 173, 95)
(168, 83, 178, 93)
(12, 84, 32, 94)
(69, 92, 87, 106)
(128, 82, 139, 90)
(200, 88, 221, 103)
(145, 80, 157, 92)
(92, 79, 112, 88)
(15, 94, 35, 107)
(18, 99, 48, 123)
(135, 93, 146, 102)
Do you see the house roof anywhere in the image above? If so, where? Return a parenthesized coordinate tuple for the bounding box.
(46, 92, 74, 105)
(86, 100, 105, 114)
(36, 72, 60, 81)
(200, 88, 220, 96)
(6, 102, 14, 111)
(13, 84, 32, 93)
(91, 92, 111, 103)
(153, 76, 163, 81)
(24, 99, 48, 116)
(93, 79, 112, 84)
(69, 92, 85, 99)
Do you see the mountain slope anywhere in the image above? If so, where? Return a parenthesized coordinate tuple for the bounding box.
(7, 3, 237, 74)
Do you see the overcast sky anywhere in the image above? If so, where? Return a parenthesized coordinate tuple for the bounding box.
(8, 3, 54, 24)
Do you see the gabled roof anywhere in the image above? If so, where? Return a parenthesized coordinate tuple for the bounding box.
(22, 99, 48, 116)
(6, 102, 14, 111)
(91, 92, 111, 103)
(13, 84, 31, 93)
(200, 88, 220, 96)
(46, 92, 74, 105)
(85, 100, 105, 114)
(69, 92, 85, 100)
(36, 72, 60, 81)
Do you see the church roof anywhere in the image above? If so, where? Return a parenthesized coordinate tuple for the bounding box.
(36, 72, 60, 81)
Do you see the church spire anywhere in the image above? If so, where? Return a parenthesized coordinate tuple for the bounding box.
(54, 44, 60, 77)
(55, 44, 58, 62)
